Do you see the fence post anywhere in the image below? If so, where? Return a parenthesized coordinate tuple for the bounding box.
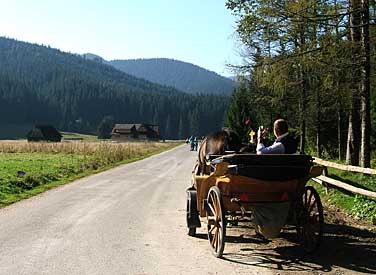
(322, 166, 329, 194)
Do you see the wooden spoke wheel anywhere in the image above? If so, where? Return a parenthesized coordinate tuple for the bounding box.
(206, 186, 226, 258)
(297, 186, 324, 253)
(187, 196, 197, 236)
(186, 189, 200, 236)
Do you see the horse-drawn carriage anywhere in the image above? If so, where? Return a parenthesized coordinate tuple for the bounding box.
(186, 153, 324, 258)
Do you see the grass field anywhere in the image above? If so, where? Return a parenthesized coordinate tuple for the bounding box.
(61, 131, 99, 141)
(0, 141, 180, 207)
(0, 122, 99, 141)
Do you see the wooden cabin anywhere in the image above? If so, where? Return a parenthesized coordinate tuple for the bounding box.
(111, 124, 160, 141)
(26, 125, 62, 142)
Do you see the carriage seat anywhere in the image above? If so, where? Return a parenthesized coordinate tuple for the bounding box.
(210, 154, 313, 181)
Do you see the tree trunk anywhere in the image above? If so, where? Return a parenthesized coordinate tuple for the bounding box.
(346, 105, 361, 165)
(299, 75, 307, 153)
(338, 108, 342, 161)
(360, 0, 371, 167)
(346, 0, 362, 165)
(335, 0, 343, 161)
(299, 22, 307, 154)
(316, 88, 322, 157)
(311, 1, 321, 157)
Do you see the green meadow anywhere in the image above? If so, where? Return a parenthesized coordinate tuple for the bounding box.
(0, 141, 179, 207)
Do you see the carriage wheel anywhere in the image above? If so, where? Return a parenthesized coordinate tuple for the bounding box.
(206, 186, 226, 258)
(297, 186, 324, 253)
(186, 189, 200, 236)
(187, 227, 196, 236)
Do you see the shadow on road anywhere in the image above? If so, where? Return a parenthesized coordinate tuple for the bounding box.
(221, 222, 376, 274)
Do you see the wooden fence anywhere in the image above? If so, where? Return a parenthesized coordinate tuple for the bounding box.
(312, 157, 376, 199)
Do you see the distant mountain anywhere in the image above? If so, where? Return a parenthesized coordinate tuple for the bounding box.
(82, 53, 104, 63)
(107, 58, 237, 95)
(0, 37, 229, 139)
(226, 75, 238, 81)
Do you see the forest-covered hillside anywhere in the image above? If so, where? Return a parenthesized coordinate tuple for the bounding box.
(0, 37, 230, 139)
(108, 58, 237, 95)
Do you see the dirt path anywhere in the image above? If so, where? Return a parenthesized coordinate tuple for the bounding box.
(0, 145, 374, 274)
(210, 202, 376, 275)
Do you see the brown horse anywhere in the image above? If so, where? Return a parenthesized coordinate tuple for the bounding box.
(196, 129, 243, 175)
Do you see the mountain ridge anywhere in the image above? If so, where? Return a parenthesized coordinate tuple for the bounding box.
(107, 57, 236, 95)
(0, 37, 229, 139)
(81, 53, 236, 95)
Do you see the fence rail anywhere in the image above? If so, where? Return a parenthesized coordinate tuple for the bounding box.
(312, 175, 376, 199)
(314, 157, 376, 175)
(312, 158, 376, 200)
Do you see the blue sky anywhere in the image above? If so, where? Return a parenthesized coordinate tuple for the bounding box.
(0, 0, 241, 76)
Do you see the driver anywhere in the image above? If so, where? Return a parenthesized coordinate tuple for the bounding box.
(252, 118, 298, 239)
(256, 119, 297, 154)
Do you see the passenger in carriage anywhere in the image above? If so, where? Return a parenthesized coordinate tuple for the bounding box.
(253, 119, 297, 239)
(256, 119, 297, 154)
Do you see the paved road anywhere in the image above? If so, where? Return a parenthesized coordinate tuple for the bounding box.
(0, 145, 269, 275)
(0, 145, 374, 275)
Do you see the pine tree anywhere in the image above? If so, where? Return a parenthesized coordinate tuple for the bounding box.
(178, 116, 184, 140)
(97, 116, 114, 139)
(225, 82, 257, 142)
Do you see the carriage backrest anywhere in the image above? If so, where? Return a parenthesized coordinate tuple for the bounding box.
(212, 154, 313, 181)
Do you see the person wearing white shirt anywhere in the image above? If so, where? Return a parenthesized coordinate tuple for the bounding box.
(252, 118, 297, 239)
(257, 119, 297, 154)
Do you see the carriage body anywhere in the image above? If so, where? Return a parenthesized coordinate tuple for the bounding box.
(187, 153, 324, 258)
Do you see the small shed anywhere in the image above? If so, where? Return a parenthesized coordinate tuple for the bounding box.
(26, 125, 62, 142)
(111, 124, 160, 142)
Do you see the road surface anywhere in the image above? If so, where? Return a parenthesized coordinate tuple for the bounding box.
(0, 145, 374, 275)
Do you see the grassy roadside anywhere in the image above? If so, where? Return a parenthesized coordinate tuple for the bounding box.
(61, 131, 99, 141)
(309, 167, 376, 224)
(0, 141, 181, 207)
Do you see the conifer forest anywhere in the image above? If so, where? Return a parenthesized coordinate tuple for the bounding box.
(225, 0, 376, 167)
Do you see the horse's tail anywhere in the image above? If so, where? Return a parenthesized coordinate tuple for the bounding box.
(197, 137, 208, 175)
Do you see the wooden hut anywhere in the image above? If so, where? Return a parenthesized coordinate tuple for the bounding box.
(111, 124, 160, 142)
(26, 125, 62, 142)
